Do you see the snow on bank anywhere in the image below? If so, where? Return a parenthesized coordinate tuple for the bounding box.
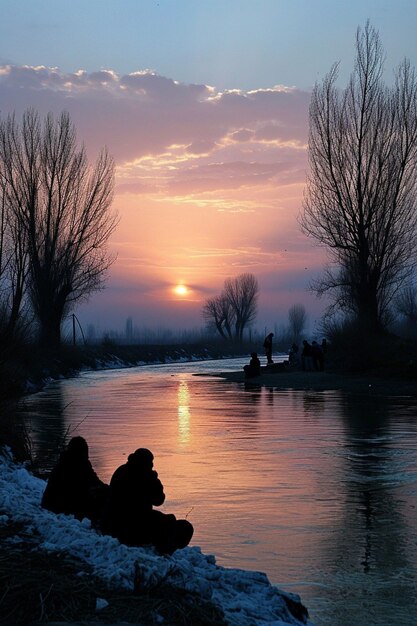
(0, 450, 314, 626)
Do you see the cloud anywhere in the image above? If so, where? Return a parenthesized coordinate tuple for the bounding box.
(0, 64, 310, 202)
(0, 64, 321, 328)
(0, 65, 309, 160)
(230, 128, 254, 142)
(185, 140, 217, 155)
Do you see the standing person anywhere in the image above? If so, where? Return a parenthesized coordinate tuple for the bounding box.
(101, 448, 193, 555)
(311, 341, 324, 371)
(263, 332, 274, 364)
(301, 339, 313, 371)
(288, 343, 300, 367)
(41, 436, 109, 524)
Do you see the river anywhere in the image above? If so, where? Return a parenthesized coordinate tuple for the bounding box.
(15, 357, 417, 626)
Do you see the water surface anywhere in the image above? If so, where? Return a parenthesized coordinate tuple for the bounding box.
(15, 358, 417, 625)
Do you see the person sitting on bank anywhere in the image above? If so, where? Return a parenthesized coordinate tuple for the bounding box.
(244, 352, 261, 378)
(100, 448, 194, 555)
(41, 436, 109, 525)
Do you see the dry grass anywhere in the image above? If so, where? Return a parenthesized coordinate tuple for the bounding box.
(0, 522, 226, 626)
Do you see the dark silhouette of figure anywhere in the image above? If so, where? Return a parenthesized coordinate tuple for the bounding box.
(288, 343, 299, 367)
(301, 339, 313, 371)
(312, 340, 324, 371)
(321, 338, 327, 369)
(263, 332, 274, 364)
(244, 352, 261, 378)
(101, 448, 193, 555)
(41, 436, 108, 524)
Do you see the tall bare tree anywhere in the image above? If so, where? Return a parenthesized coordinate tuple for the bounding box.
(223, 273, 259, 341)
(0, 109, 117, 346)
(300, 22, 417, 332)
(287, 303, 307, 343)
(203, 273, 259, 341)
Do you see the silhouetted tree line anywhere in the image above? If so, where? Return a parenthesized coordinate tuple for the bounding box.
(0, 109, 117, 348)
(203, 273, 259, 342)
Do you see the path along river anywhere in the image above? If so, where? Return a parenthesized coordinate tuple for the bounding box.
(15, 356, 417, 626)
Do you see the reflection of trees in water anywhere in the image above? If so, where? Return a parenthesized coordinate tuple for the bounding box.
(339, 396, 410, 571)
(321, 395, 417, 624)
(14, 384, 68, 472)
(282, 389, 417, 624)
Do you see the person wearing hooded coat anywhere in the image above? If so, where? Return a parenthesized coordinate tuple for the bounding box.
(243, 352, 261, 378)
(100, 448, 193, 555)
(41, 436, 109, 524)
(263, 332, 274, 364)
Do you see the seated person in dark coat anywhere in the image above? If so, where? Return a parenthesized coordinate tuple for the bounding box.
(41, 436, 108, 524)
(100, 448, 193, 555)
(244, 352, 261, 378)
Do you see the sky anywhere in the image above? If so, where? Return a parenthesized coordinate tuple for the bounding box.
(1, 0, 417, 334)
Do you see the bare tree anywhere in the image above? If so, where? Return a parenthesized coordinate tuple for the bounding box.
(0, 109, 117, 346)
(288, 303, 307, 343)
(300, 22, 417, 333)
(223, 273, 259, 341)
(202, 294, 234, 340)
(0, 179, 29, 343)
(203, 273, 259, 342)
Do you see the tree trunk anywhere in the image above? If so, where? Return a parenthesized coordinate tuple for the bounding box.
(357, 284, 380, 333)
(39, 318, 62, 347)
(37, 303, 64, 347)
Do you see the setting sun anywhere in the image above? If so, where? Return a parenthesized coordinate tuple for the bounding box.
(173, 284, 188, 296)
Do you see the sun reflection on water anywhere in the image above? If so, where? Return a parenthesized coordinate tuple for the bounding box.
(177, 378, 191, 443)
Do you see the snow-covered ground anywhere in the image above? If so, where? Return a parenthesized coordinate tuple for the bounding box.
(0, 448, 314, 626)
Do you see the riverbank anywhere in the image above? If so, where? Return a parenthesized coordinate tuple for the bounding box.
(207, 366, 417, 398)
(0, 342, 255, 399)
(0, 451, 313, 626)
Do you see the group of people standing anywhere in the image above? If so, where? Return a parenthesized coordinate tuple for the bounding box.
(243, 333, 327, 378)
(289, 339, 327, 371)
(41, 436, 194, 555)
